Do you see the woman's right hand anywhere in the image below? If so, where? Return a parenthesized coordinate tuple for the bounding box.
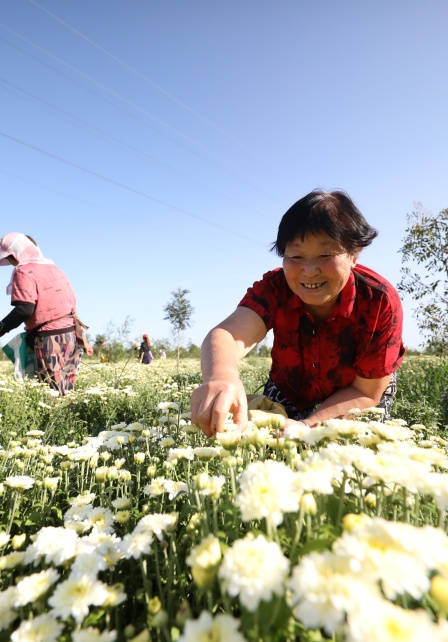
(190, 378, 248, 438)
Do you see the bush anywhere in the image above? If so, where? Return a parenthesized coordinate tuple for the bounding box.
(392, 355, 448, 428)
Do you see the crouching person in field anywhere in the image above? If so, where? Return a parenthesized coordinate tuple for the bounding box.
(191, 189, 405, 437)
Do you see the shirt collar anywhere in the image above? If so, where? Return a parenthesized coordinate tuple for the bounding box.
(335, 269, 356, 317)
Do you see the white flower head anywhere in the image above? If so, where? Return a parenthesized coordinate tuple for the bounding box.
(219, 533, 289, 611)
(288, 550, 382, 635)
(85, 507, 116, 534)
(24, 526, 79, 566)
(186, 534, 222, 588)
(10, 612, 63, 642)
(48, 575, 110, 624)
(119, 531, 154, 559)
(14, 568, 60, 607)
(72, 627, 118, 642)
(0, 532, 10, 548)
(135, 512, 178, 540)
(179, 611, 247, 642)
(70, 551, 108, 579)
(235, 459, 300, 526)
(157, 401, 179, 411)
(346, 600, 446, 642)
(5, 475, 35, 490)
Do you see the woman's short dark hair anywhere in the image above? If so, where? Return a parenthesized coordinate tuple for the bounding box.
(271, 189, 378, 256)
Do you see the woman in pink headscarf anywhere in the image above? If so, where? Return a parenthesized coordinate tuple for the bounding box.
(0, 233, 84, 395)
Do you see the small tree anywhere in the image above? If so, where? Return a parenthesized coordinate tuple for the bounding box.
(398, 204, 448, 353)
(163, 288, 194, 368)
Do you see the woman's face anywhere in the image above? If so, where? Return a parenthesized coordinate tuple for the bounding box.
(282, 233, 358, 319)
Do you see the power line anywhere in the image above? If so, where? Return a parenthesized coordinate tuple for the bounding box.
(0, 27, 285, 207)
(0, 130, 267, 247)
(0, 168, 258, 261)
(29, 0, 277, 169)
(0, 76, 274, 221)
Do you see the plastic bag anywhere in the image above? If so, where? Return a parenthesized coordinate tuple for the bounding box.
(2, 332, 35, 380)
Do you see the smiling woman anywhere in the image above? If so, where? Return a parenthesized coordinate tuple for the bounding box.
(190, 189, 406, 437)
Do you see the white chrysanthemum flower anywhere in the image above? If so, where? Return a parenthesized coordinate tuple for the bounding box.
(359, 450, 431, 493)
(335, 516, 448, 600)
(158, 401, 179, 411)
(219, 533, 289, 611)
(193, 446, 221, 460)
(317, 443, 375, 474)
(102, 434, 130, 451)
(26, 429, 45, 437)
(367, 420, 414, 442)
(111, 497, 131, 510)
(14, 568, 60, 607)
(288, 550, 382, 635)
(303, 425, 337, 446)
(84, 507, 115, 534)
(70, 493, 96, 506)
(70, 551, 107, 579)
(48, 575, 110, 624)
(118, 531, 154, 559)
(346, 600, 446, 642)
(64, 503, 94, 527)
(43, 477, 60, 491)
(294, 455, 341, 495)
(179, 611, 247, 642)
(186, 534, 222, 588)
(5, 475, 35, 490)
(324, 418, 369, 439)
(143, 477, 167, 497)
(283, 421, 313, 442)
(235, 459, 300, 526)
(0, 532, 10, 548)
(163, 480, 189, 500)
(0, 585, 19, 630)
(10, 612, 63, 642)
(194, 473, 226, 499)
(126, 422, 144, 432)
(215, 429, 242, 450)
(135, 512, 178, 540)
(421, 471, 448, 512)
(167, 447, 195, 462)
(72, 626, 117, 642)
(81, 532, 123, 569)
(23, 526, 79, 566)
(0, 551, 26, 570)
(241, 426, 270, 447)
(334, 531, 430, 600)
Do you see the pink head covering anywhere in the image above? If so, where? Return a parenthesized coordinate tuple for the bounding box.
(0, 233, 49, 266)
(0, 233, 53, 294)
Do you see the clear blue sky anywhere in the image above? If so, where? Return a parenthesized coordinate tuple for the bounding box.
(1, 0, 447, 350)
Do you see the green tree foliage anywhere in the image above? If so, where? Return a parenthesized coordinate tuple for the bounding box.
(93, 316, 135, 363)
(163, 288, 194, 368)
(398, 204, 448, 353)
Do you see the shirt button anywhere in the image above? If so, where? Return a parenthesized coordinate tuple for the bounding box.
(312, 329, 316, 335)
(312, 363, 317, 368)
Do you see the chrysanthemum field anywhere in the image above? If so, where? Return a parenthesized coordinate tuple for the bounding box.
(1, 356, 448, 642)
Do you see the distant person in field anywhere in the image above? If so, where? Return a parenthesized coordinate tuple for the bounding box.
(0, 232, 88, 395)
(191, 189, 405, 437)
(159, 349, 167, 359)
(139, 334, 153, 365)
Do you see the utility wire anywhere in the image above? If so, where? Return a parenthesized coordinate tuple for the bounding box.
(0, 130, 267, 247)
(29, 0, 277, 169)
(0, 29, 285, 207)
(0, 76, 275, 221)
